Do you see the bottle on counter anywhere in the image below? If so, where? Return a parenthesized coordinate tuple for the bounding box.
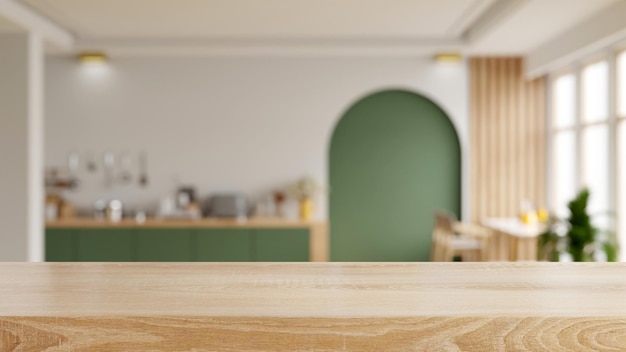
(274, 191, 286, 218)
(93, 200, 107, 220)
(45, 195, 60, 221)
(135, 211, 147, 224)
(59, 201, 75, 219)
(106, 200, 123, 223)
(158, 194, 176, 218)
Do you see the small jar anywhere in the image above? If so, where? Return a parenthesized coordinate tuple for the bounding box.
(107, 200, 123, 223)
(94, 200, 107, 220)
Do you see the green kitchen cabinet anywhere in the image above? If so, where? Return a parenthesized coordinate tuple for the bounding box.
(75, 229, 135, 262)
(196, 229, 253, 261)
(254, 229, 309, 262)
(136, 229, 193, 262)
(45, 229, 76, 261)
(45, 226, 314, 262)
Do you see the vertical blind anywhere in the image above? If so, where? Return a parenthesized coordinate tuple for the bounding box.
(469, 58, 546, 222)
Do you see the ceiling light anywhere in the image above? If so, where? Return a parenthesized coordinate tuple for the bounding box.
(77, 52, 108, 64)
(434, 53, 463, 63)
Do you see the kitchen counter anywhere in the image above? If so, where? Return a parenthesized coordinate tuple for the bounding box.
(46, 217, 329, 262)
(46, 217, 326, 228)
(2, 262, 626, 350)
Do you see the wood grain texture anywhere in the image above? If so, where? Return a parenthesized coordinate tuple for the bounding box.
(482, 218, 544, 261)
(470, 58, 547, 222)
(3, 263, 626, 317)
(3, 263, 626, 350)
(3, 316, 626, 351)
(309, 222, 329, 262)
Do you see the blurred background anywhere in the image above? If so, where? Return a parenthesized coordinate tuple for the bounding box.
(0, 0, 624, 263)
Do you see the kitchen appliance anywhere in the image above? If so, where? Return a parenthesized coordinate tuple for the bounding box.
(205, 194, 249, 218)
(176, 186, 197, 209)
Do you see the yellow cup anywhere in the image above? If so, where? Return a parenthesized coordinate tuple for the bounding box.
(537, 208, 549, 223)
(520, 211, 538, 224)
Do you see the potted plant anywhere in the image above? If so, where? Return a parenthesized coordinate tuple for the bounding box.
(288, 176, 323, 221)
(538, 188, 618, 262)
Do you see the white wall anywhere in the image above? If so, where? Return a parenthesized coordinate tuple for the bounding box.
(45, 57, 468, 219)
(0, 33, 44, 261)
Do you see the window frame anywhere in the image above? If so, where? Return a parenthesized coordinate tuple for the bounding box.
(580, 56, 612, 220)
(548, 51, 619, 258)
(548, 70, 579, 217)
(616, 49, 626, 257)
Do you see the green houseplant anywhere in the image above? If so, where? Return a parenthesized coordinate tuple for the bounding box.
(538, 188, 618, 262)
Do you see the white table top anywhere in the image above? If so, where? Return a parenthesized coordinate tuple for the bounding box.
(482, 217, 546, 238)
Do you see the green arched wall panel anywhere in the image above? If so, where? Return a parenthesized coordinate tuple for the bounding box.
(329, 90, 461, 261)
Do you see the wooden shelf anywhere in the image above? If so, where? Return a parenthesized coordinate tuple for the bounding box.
(1, 263, 626, 350)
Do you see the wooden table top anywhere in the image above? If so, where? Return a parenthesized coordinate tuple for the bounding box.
(482, 217, 546, 238)
(45, 217, 325, 229)
(2, 262, 626, 317)
(3, 263, 626, 350)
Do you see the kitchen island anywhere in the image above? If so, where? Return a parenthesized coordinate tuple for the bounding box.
(46, 217, 328, 262)
(2, 262, 626, 350)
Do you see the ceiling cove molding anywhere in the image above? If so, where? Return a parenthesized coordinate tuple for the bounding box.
(70, 37, 466, 58)
(462, 0, 528, 44)
(526, 0, 626, 79)
(446, 0, 497, 37)
(0, 0, 74, 48)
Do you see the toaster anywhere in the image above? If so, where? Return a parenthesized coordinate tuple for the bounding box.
(205, 194, 249, 218)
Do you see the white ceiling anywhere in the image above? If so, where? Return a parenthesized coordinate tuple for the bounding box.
(6, 0, 626, 56)
(470, 0, 620, 54)
(19, 0, 491, 39)
(0, 15, 22, 32)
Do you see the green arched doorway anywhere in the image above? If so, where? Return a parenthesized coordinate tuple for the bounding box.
(329, 89, 461, 261)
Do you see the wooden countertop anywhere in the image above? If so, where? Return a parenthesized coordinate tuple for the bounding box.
(3, 262, 626, 350)
(46, 217, 326, 229)
(3, 262, 626, 317)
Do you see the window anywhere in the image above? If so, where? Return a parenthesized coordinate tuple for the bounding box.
(617, 121, 626, 251)
(581, 61, 610, 228)
(582, 124, 610, 228)
(551, 74, 577, 217)
(550, 57, 616, 253)
(552, 131, 577, 217)
(618, 51, 626, 255)
(582, 61, 609, 123)
(618, 52, 626, 116)
(553, 74, 576, 128)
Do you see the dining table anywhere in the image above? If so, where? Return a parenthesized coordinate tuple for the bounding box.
(482, 217, 546, 261)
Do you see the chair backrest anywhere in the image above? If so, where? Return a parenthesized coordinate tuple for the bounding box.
(435, 211, 456, 233)
(433, 211, 491, 262)
(432, 211, 457, 261)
